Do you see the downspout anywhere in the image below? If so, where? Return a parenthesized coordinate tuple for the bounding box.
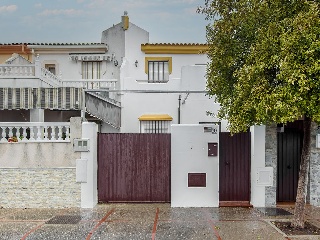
(178, 94, 181, 124)
(81, 88, 86, 121)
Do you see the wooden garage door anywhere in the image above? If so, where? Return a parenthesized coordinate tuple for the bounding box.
(98, 133, 171, 202)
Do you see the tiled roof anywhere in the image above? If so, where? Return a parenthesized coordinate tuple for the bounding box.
(0, 43, 105, 46)
(142, 43, 207, 46)
(141, 43, 208, 54)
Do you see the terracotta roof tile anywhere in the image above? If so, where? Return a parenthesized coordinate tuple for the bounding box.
(142, 43, 207, 46)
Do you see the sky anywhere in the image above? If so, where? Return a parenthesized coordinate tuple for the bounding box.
(0, 0, 208, 44)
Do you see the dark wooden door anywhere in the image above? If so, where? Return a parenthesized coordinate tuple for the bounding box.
(277, 129, 303, 202)
(219, 132, 251, 206)
(98, 133, 171, 203)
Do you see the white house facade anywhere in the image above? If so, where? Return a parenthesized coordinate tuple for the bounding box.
(0, 13, 319, 209)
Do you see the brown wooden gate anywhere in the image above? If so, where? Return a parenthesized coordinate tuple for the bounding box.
(277, 124, 303, 202)
(98, 133, 171, 202)
(219, 132, 251, 207)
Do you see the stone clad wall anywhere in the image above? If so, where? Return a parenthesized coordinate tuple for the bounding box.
(0, 168, 80, 208)
(265, 124, 277, 207)
(310, 122, 320, 206)
(0, 117, 82, 208)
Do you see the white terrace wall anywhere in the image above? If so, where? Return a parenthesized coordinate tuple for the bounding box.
(0, 117, 82, 208)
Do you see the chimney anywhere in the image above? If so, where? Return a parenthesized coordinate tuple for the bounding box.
(122, 11, 129, 30)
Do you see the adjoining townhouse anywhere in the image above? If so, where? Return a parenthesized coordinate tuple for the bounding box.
(0, 43, 32, 64)
(0, 13, 319, 208)
(0, 42, 120, 129)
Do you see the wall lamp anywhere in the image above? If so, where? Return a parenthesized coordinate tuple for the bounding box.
(135, 60, 138, 67)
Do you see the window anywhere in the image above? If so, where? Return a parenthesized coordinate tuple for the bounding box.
(145, 57, 172, 83)
(148, 61, 169, 82)
(45, 64, 56, 75)
(139, 114, 173, 133)
(82, 61, 101, 79)
(140, 120, 171, 133)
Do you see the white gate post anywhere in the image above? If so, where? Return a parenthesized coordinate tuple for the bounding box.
(80, 122, 98, 208)
(250, 125, 267, 207)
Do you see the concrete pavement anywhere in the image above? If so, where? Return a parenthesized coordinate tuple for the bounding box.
(0, 204, 319, 240)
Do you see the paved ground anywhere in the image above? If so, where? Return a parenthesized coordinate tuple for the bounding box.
(0, 204, 319, 240)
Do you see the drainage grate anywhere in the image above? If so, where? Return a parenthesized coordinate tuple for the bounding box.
(257, 207, 292, 216)
(46, 215, 81, 224)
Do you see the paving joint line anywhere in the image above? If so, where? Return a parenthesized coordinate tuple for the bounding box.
(152, 207, 159, 240)
(86, 208, 115, 240)
(201, 208, 222, 240)
(21, 222, 46, 240)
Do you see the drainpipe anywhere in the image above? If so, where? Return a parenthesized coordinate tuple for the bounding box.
(81, 89, 86, 121)
(178, 94, 181, 124)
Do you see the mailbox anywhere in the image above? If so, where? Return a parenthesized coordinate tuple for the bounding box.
(208, 142, 218, 156)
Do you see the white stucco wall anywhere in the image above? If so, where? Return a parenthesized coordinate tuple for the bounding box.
(171, 124, 219, 207)
(36, 53, 112, 80)
(120, 64, 227, 133)
(101, 22, 126, 82)
(124, 23, 149, 82)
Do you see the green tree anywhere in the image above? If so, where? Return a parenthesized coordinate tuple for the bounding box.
(199, 0, 320, 228)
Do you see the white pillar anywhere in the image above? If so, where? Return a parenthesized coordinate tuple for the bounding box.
(34, 54, 41, 78)
(250, 125, 266, 207)
(80, 122, 98, 208)
(30, 109, 44, 122)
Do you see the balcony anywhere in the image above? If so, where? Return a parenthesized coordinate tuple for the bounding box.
(0, 122, 71, 143)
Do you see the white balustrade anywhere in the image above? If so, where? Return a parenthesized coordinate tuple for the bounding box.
(62, 79, 117, 90)
(0, 64, 35, 77)
(39, 68, 61, 87)
(0, 122, 71, 143)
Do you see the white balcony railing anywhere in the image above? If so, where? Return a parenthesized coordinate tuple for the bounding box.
(39, 67, 61, 87)
(0, 64, 35, 77)
(61, 79, 117, 89)
(0, 122, 71, 143)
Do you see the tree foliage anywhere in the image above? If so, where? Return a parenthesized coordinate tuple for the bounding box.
(199, 0, 320, 229)
(199, 0, 320, 133)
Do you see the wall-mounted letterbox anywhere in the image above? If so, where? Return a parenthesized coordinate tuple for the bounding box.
(208, 142, 218, 156)
(73, 138, 90, 152)
(188, 173, 206, 187)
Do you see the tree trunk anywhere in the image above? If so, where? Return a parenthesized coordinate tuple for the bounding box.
(291, 117, 312, 229)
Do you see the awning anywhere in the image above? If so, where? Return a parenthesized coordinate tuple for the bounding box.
(0, 87, 83, 110)
(138, 114, 173, 121)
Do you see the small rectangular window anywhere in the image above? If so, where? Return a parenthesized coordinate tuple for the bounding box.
(148, 61, 169, 82)
(45, 64, 56, 75)
(140, 120, 171, 133)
